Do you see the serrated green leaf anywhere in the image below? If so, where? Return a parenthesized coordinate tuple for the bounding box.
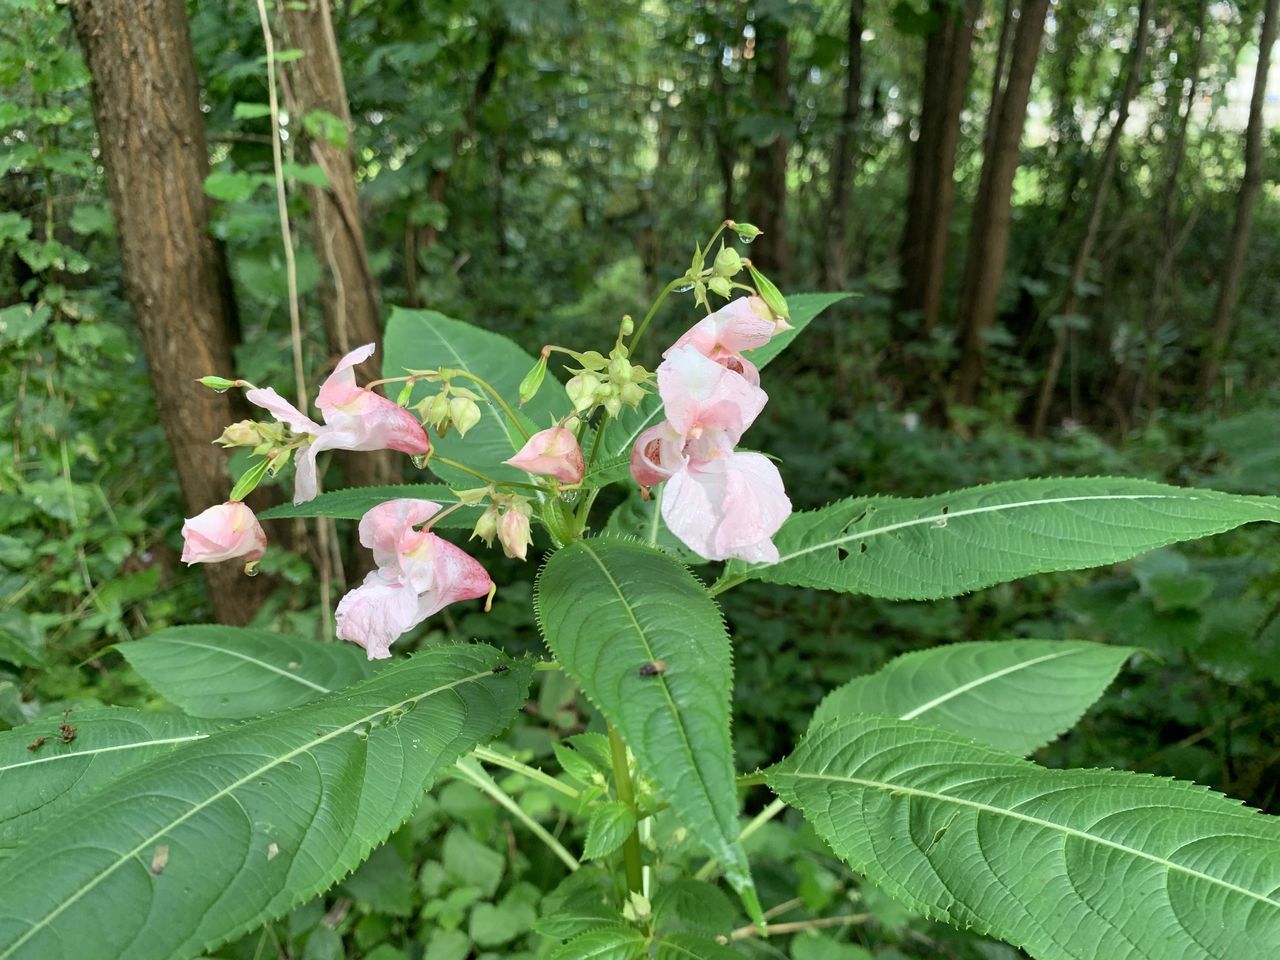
(652, 880, 737, 938)
(583, 801, 637, 860)
(118, 625, 375, 718)
(383, 309, 566, 485)
(812, 640, 1135, 755)
(535, 867, 623, 939)
(0, 645, 531, 960)
(536, 539, 758, 920)
(769, 716, 1280, 960)
(654, 934, 745, 959)
(259, 483, 480, 524)
(587, 293, 847, 488)
(549, 926, 647, 960)
(0, 708, 216, 856)
(718, 478, 1280, 600)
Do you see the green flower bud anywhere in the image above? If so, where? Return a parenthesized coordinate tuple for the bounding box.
(747, 263, 790, 320)
(712, 244, 743, 277)
(471, 504, 500, 546)
(566, 373, 600, 412)
(395, 381, 415, 406)
(215, 420, 264, 448)
(518, 353, 549, 406)
(731, 222, 763, 242)
(196, 375, 238, 393)
(449, 396, 482, 437)
(708, 275, 732, 299)
(423, 392, 451, 428)
(603, 396, 622, 418)
(619, 382, 646, 407)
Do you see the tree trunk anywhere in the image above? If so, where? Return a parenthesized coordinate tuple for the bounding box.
(744, 12, 791, 275)
(1197, 0, 1278, 405)
(68, 0, 268, 625)
(822, 0, 863, 290)
(953, 0, 1050, 406)
(1031, 0, 1152, 436)
(897, 0, 981, 331)
(279, 0, 395, 492)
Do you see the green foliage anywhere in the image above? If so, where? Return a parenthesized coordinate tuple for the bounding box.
(118, 625, 376, 718)
(813, 639, 1136, 754)
(770, 715, 1280, 960)
(536, 538, 757, 918)
(723, 478, 1280, 599)
(0, 645, 531, 960)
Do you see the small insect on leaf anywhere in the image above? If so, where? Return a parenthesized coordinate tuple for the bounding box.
(25, 737, 46, 752)
(491, 663, 510, 674)
(150, 844, 170, 876)
(58, 722, 77, 744)
(638, 660, 667, 677)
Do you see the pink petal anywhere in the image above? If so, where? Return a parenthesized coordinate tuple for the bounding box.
(335, 573, 424, 660)
(629, 421, 685, 487)
(505, 427, 585, 484)
(668, 297, 776, 360)
(293, 444, 321, 504)
(419, 533, 494, 616)
(317, 343, 377, 409)
(244, 387, 321, 434)
(660, 452, 790, 563)
(359, 499, 441, 573)
(657, 344, 767, 443)
(320, 390, 431, 455)
(181, 502, 267, 565)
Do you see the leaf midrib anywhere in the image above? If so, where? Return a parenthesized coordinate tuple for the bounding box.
(0, 668, 494, 960)
(899, 647, 1087, 722)
(576, 542, 733, 851)
(143, 638, 332, 694)
(767, 493, 1234, 568)
(0, 734, 210, 775)
(774, 769, 1280, 911)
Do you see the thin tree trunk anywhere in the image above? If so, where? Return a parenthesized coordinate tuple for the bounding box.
(953, 0, 1050, 406)
(745, 12, 791, 275)
(280, 0, 396, 490)
(1031, 0, 1152, 436)
(897, 0, 981, 331)
(68, 0, 269, 625)
(822, 0, 863, 290)
(1197, 0, 1278, 405)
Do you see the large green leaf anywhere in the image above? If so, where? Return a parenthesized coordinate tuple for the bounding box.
(716, 477, 1280, 599)
(383, 308, 566, 485)
(535, 538, 758, 919)
(118, 625, 375, 719)
(586, 293, 849, 487)
(0, 645, 531, 960)
(0, 708, 216, 856)
(812, 640, 1135, 755)
(769, 716, 1280, 960)
(260, 483, 480, 525)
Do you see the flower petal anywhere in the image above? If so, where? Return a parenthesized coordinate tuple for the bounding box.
(657, 344, 767, 443)
(181, 502, 268, 565)
(317, 342, 377, 409)
(244, 387, 321, 434)
(335, 572, 425, 660)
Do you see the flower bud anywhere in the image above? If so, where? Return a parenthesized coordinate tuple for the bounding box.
(608, 354, 632, 381)
(713, 245, 743, 277)
(449, 397, 482, 437)
(215, 420, 264, 448)
(498, 504, 533, 561)
(420, 391, 451, 428)
(471, 504, 500, 546)
(708, 275, 732, 299)
(566, 373, 600, 412)
(196, 375, 238, 392)
(731, 222, 763, 242)
(603, 396, 622, 418)
(504, 426, 584, 484)
(747, 263, 790, 322)
(181, 501, 267, 566)
(519, 353, 549, 406)
(619, 382, 646, 408)
(619, 316, 634, 336)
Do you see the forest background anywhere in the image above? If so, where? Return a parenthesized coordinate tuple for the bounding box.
(2, 0, 1280, 957)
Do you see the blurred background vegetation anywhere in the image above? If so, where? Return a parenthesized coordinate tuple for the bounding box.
(2, 0, 1280, 957)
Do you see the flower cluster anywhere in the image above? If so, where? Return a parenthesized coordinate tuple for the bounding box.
(335, 499, 493, 660)
(630, 297, 792, 563)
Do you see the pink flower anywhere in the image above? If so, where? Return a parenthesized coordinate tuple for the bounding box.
(498, 506, 533, 561)
(246, 344, 430, 504)
(504, 426, 585, 484)
(666, 297, 778, 385)
(181, 502, 267, 566)
(335, 499, 492, 659)
(629, 343, 790, 563)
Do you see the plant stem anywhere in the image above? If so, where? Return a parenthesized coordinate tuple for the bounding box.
(730, 912, 872, 941)
(608, 725, 645, 893)
(708, 573, 748, 598)
(471, 745, 580, 799)
(695, 796, 785, 881)
(429, 455, 542, 492)
(453, 758, 581, 872)
(630, 277, 686, 349)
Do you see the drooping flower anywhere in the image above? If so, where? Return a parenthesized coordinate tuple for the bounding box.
(666, 296, 778, 385)
(335, 498, 493, 660)
(246, 344, 431, 504)
(504, 426, 585, 484)
(181, 502, 268, 566)
(630, 343, 791, 563)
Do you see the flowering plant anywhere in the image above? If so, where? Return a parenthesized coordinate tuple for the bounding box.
(4, 223, 1280, 960)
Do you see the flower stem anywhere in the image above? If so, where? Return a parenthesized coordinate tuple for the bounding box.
(608, 725, 645, 894)
(630, 277, 686, 349)
(430, 456, 543, 492)
(471, 745, 580, 799)
(447, 370, 531, 442)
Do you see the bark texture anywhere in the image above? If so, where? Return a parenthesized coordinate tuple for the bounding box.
(744, 12, 791, 275)
(953, 0, 1050, 405)
(68, 0, 268, 624)
(822, 0, 863, 290)
(897, 0, 981, 331)
(1197, 0, 1278, 404)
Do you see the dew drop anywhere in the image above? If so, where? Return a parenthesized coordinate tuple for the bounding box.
(673, 283, 695, 293)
